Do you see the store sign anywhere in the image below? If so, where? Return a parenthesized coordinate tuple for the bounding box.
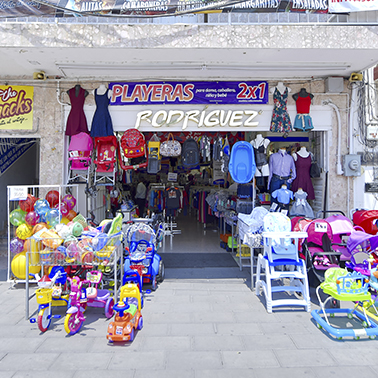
(135, 109, 261, 129)
(329, 0, 378, 13)
(109, 81, 268, 105)
(0, 86, 34, 130)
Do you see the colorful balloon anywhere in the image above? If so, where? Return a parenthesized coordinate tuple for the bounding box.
(62, 194, 76, 210)
(45, 190, 61, 208)
(9, 208, 26, 227)
(34, 199, 50, 217)
(16, 224, 33, 240)
(25, 211, 39, 226)
(19, 194, 37, 213)
(66, 209, 77, 221)
(45, 208, 61, 229)
(9, 237, 24, 254)
(55, 202, 69, 216)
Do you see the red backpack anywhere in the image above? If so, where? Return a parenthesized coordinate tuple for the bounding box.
(118, 129, 148, 170)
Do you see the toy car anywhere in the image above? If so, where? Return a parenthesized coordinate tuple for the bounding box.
(106, 283, 143, 343)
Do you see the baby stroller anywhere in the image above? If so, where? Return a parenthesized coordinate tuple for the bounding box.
(353, 209, 378, 235)
(93, 135, 118, 186)
(325, 213, 355, 264)
(67, 132, 93, 184)
(345, 229, 378, 275)
(123, 222, 164, 291)
(302, 219, 342, 287)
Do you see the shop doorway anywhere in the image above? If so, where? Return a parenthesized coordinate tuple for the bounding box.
(0, 137, 39, 234)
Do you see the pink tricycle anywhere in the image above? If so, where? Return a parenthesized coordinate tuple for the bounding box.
(85, 270, 115, 319)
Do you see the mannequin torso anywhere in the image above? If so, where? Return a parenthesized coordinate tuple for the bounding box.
(292, 146, 310, 161)
(270, 82, 291, 95)
(94, 84, 112, 98)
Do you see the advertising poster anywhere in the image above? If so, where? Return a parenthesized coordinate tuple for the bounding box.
(0, 86, 34, 130)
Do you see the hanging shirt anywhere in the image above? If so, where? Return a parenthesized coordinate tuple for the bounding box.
(271, 188, 293, 205)
(135, 182, 146, 199)
(268, 150, 297, 188)
(165, 187, 181, 209)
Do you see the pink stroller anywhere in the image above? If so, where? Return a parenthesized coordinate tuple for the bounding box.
(67, 132, 93, 184)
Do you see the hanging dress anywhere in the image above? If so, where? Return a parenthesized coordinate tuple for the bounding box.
(65, 86, 89, 136)
(293, 94, 314, 131)
(270, 88, 293, 133)
(90, 89, 114, 137)
(291, 154, 315, 200)
(289, 191, 314, 218)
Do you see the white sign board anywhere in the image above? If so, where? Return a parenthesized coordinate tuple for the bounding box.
(9, 187, 28, 201)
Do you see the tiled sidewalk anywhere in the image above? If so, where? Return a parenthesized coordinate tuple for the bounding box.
(0, 264, 378, 377)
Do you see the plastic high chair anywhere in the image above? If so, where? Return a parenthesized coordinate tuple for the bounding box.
(255, 212, 310, 313)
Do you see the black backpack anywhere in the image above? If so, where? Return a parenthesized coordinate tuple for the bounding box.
(181, 138, 200, 168)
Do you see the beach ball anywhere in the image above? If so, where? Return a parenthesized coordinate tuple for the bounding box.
(45, 208, 61, 229)
(45, 190, 60, 208)
(19, 194, 37, 213)
(63, 194, 76, 210)
(11, 251, 41, 280)
(66, 209, 77, 222)
(25, 211, 39, 226)
(9, 237, 24, 254)
(55, 202, 69, 216)
(34, 199, 50, 218)
(9, 208, 26, 227)
(16, 224, 33, 240)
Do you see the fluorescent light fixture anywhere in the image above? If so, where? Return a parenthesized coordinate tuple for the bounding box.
(56, 62, 351, 77)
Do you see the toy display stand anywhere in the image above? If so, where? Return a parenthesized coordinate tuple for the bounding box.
(7, 184, 79, 284)
(24, 233, 123, 320)
(312, 269, 378, 340)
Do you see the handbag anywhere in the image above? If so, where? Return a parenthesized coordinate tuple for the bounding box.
(310, 160, 321, 178)
(160, 133, 182, 157)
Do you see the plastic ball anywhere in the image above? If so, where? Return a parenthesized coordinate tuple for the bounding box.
(66, 209, 77, 222)
(45, 208, 61, 229)
(34, 199, 50, 217)
(11, 251, 41, 280)
(71, 222, 84, 237)
(16, 224, 33, 240)
(9, 208, 26, 227)
(32, 223, 47, 234)
(55, 202, 69, 216)
(62, 194, 76, 210)
(19, 194, 37, 213)
(45, 190, 61, 208)
(9, 237, 24, 254)
(25, 211, 39, 226)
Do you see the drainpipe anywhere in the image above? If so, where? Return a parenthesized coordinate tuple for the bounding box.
(323, 100, 344, 176)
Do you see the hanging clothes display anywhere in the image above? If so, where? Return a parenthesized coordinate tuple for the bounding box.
(289, 190, 314, 218)
(200, 135, 211, 162)
(65, 85, 89, 136)
(90, 87, 114, 137)
(291, 148, 315, 200)
(292, 88, 314, 131)
(270, 87, 293, 133)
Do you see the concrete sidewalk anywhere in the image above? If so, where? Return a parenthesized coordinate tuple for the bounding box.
(0, 262, 378, 378)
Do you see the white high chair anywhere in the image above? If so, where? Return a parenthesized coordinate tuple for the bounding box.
(255, 213, 311, 313)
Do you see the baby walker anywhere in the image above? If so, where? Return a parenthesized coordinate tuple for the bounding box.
(311, 267, 378, 340)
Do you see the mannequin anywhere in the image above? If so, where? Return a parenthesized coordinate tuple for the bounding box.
(270, 82, 291, 95)
(270, 83, 293, 133)
(90, 83, 114, 137)
(93, 84, 113, 98)
(67, 84, 88, 98)
(292, 146, 310, 161)
(250, 134, 270, 179)
(271, 183, 293, 212)
(289, 188, 314, 217)
(292, 88, 314, 132)
(65, 85, 89, 136)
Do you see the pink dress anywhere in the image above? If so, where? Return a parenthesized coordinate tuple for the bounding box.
(291, 155, 315, 200)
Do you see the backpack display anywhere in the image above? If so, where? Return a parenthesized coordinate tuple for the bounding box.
(181, 138, 200, 169)
(118, 128, 148, 171)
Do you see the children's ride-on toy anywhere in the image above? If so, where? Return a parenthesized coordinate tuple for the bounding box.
(64, 275, 89, 335)
(33, 266, 68, 332)
(107, 283, 143, 343)
(311, 267, 378, 340)
(85, 270, 115, 318)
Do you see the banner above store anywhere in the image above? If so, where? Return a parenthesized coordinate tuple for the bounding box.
(1, 0, 330, 18)
(109, 81, 268, 105)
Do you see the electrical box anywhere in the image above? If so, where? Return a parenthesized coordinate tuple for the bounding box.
(343, 154, 361, 176)
(325, 77, 344, 93)
(367, 125, 378, 140)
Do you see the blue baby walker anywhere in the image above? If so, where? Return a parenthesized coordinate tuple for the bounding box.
(123, 222, 164, 291)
